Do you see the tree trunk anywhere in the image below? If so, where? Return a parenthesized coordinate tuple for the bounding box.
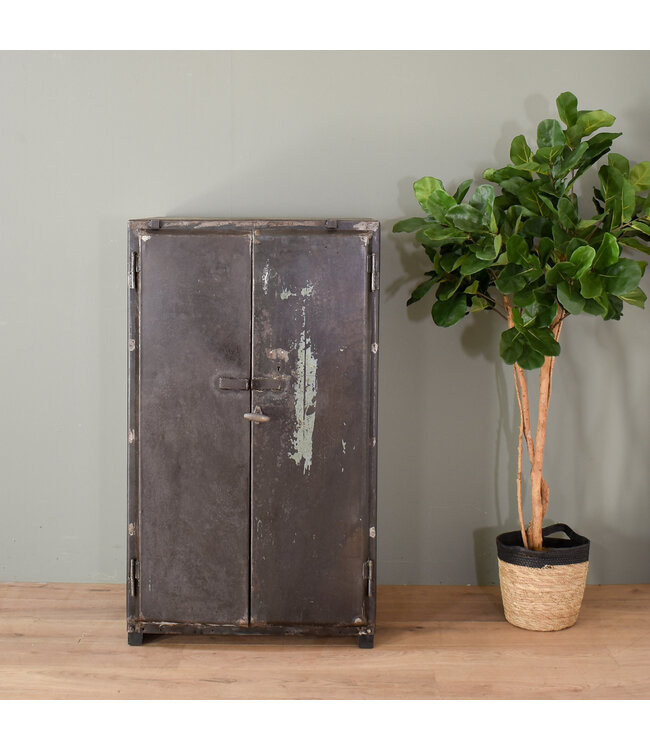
(527, 355, 552, 550)
(526, 309, 565, 551)
(504, 298, 565, 551)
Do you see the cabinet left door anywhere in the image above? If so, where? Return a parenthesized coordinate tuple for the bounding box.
(128, 227, 253, 626)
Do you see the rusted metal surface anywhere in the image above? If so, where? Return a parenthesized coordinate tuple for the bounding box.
(127, 219, 379, 645)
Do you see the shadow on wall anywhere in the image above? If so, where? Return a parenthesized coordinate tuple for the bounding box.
(464, 315, 525, 585)
(390, 172, 528, 585)
(588, 525, 650, 584)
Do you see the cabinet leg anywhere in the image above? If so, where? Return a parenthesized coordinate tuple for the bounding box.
(358, 634, 374, 649)
(128, 631, 144, 646)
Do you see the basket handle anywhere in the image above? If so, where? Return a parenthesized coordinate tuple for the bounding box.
(542, 523, 581, 543)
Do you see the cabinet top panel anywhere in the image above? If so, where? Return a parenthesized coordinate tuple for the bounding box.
(128, 218, 380, 234)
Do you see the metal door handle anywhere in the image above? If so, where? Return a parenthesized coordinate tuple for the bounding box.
(244, 406, 270, 423)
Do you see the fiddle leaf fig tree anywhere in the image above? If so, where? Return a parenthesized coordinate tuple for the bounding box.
(395, 91, 650, 551)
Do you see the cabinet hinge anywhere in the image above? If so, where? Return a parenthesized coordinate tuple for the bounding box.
(129, 251, 140, 290)
(129, 558, 140, 597)
(363, 559, 374, 598)
(367, 253, 379, 292)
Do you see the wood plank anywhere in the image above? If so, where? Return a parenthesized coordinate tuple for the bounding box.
(0, 583, 649, 699)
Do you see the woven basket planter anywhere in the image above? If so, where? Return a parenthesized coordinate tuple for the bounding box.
(496, 523, 590, 632)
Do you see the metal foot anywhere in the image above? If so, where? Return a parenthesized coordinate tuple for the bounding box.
(128, 631, 144, 646)
(358, 634, 374, 649)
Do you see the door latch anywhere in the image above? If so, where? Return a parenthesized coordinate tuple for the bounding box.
(243, 406, 271, 423)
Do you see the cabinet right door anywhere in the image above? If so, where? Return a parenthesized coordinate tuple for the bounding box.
(250, 227, 378, 627)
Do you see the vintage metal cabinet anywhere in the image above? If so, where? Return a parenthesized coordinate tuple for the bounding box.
(127, 219, 379, 648)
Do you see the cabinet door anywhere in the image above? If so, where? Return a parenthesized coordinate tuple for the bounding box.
(250, 229, 375, 626)
(137, 230, 252, 625)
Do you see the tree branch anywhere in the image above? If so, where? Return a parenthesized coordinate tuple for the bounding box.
(513, 366, 529, 549)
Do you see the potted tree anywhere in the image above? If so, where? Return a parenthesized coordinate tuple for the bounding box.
(394, 92, 650, 631)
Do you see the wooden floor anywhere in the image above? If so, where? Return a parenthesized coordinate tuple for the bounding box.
(1, 583, 649, 699)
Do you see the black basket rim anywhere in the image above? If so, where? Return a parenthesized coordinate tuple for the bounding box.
(497, 523, 590, 568)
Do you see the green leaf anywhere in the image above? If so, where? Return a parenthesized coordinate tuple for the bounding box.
(436, 253, 453, 273)
(425, 189, 458, 223)
(500, 177, 552, 217)
(556, 92, 578, 127)
(495, 264, 529, 294)
(565, 109, 616, 147)
(537, 119, 566, 149)
(499, 327, 524, 364)
(618, 287, 647, 308)
(570, 245, 596, 277)
(609, 153, 630, 176)
(426, 246, 439, 265)
(630, 161, 650, 192)
(482, 166, 532, 185)
(446, 204, 485, 233)
(557, 280, 585, 314)
(464, 280, 479, 295)
(459, 254, 493, 276)
(513, 288, 536, 308)
(602, 258, 645, 295)
(393, 217, 429, 233)
(599, 165, 636, 225)
(437, 276, 464, 300)
(539, 194, 559, 216)
(511, 307, 525, 330)
(474, 236, 499, 261)
(431, 296, 467, 327)
(579, 272, 604, 299)
(535, 145, 566, 165)
(523, 290, 557, 328)
(521, 217, 553, 239)
(506, 235, 530, 265)
(422, 224, 469, 247)
(524, 327, 561, 357)
(453, 179, 473, 203)
(517, 346, 547, 370)
(469, 296, 490, 312)
(567, 132, 622, 186)
(469, 185, 496, 221)
(537, 237, 555, 265)
(510, 135, 534, 165)
(619, 237, 650, 255)
(552, 141, 589, 179)
(513, 159, 550, 175)
(638, 194, 650, 218)
(604, 294, 624, 320)
(630, 221, 650, 237)
(566, 237, 589, 255)
(558, 196, 578, 229)
(546, 261, 576, 285)
(407, 278, 435, 306)
(583, 297, 608, 316)
(414, 177, 444, 212)
(552, 224, 572, 251)
(594, 233, 620, 270)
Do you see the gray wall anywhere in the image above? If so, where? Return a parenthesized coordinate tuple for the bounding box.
(1, 51, 649, 585)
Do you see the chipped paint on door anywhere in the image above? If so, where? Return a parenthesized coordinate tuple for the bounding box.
(288, 308, 318, 474)
(262, 260, 271, 294)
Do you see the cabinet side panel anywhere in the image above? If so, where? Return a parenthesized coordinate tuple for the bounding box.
(251, 230, 373, 626)
(138, 231, 251, 625)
